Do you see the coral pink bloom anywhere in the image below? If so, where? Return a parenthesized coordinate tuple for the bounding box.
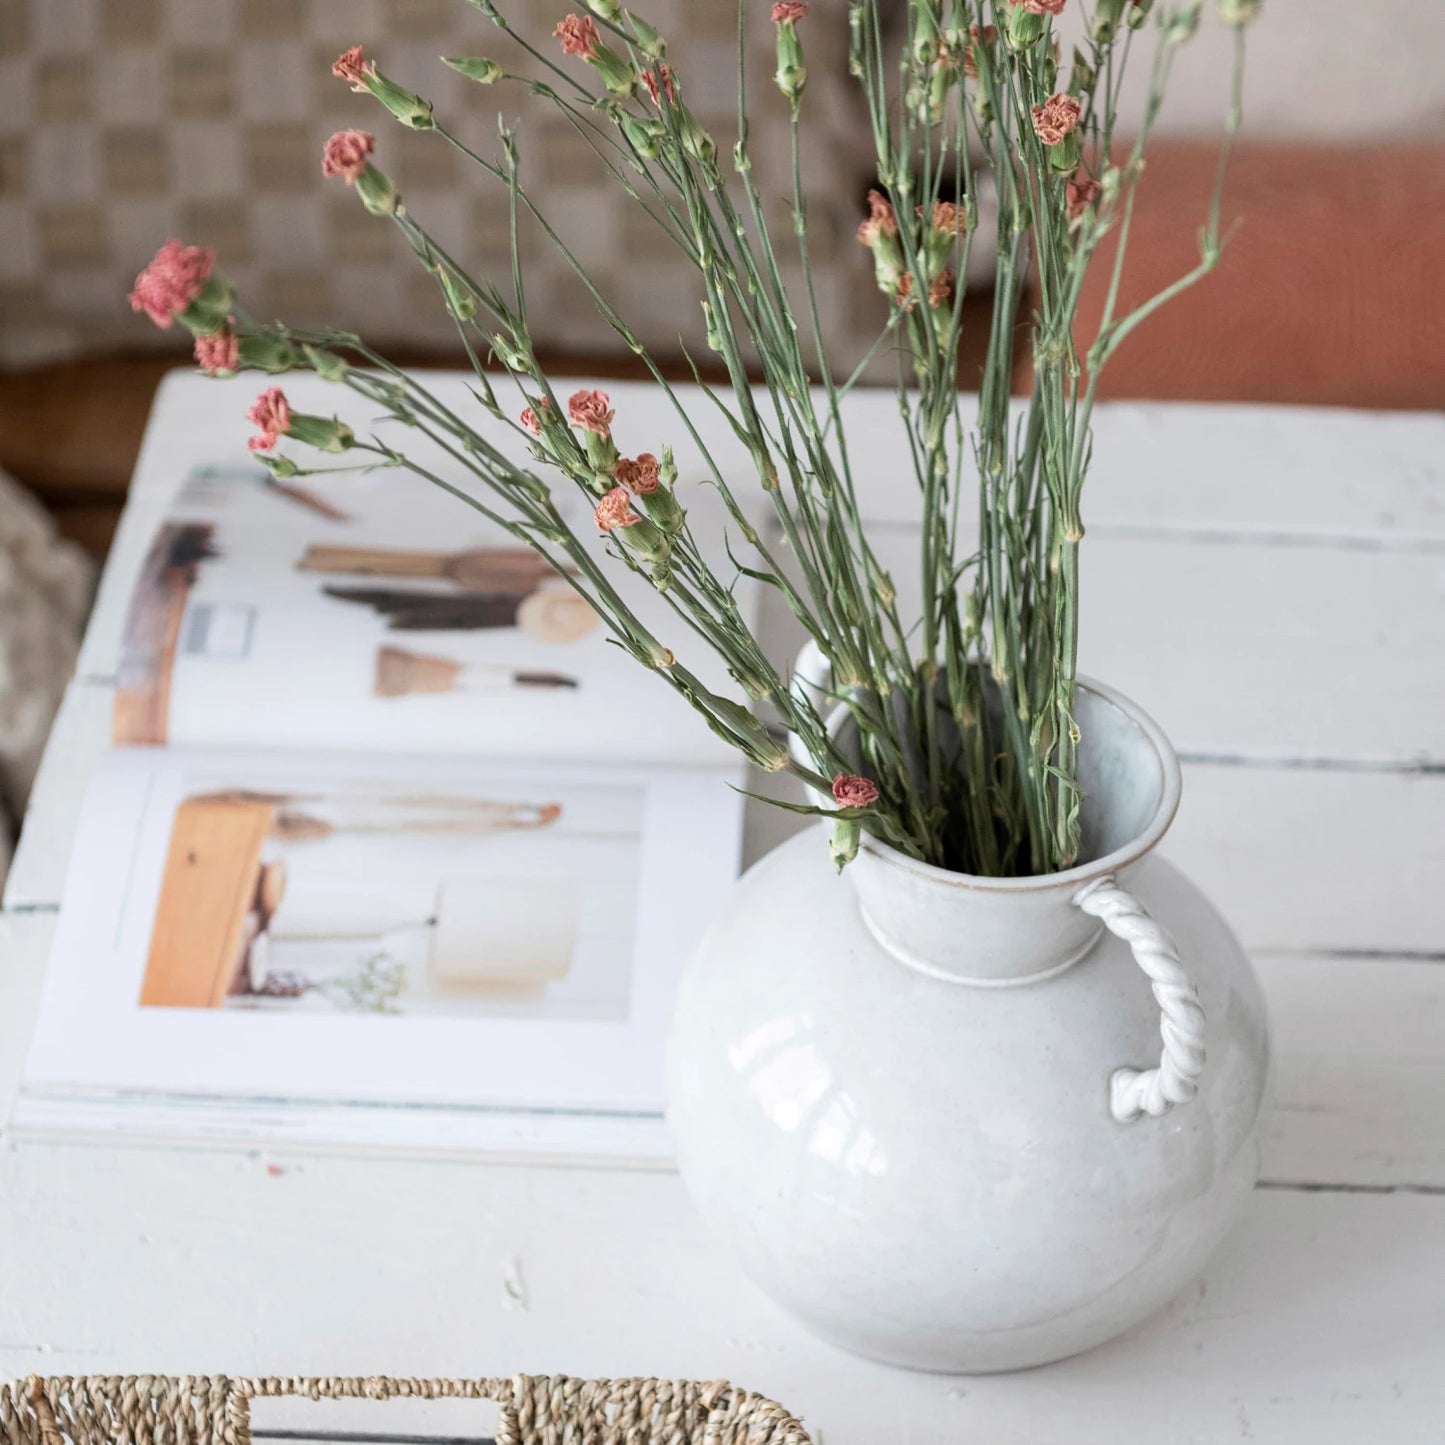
(331, 45, 370, 88)
(519, 400, 551, 435)
(194, 329, 240, 376)
(614, 453, 660, 495)
(963, 23, 997, 79)
(1031, 93, 1081, 145)
(927, 200, 967, 234)
(1066, 173, 1101, 221)
(832, 773, 879, 808)
(856, 187, 898, 248)
(322, 129, 374, 183)
(128, 240, 215, 328)
(568, 387, 615, 436)
(642, 62, 675, 104)
(594, 486, 639, 531)
(928, 270, 953, 309)
(771, 2, 809, 22)
(554, 14, 600, 58)
(1010, 0, 1066, 13)
(247, 387, 292, 452)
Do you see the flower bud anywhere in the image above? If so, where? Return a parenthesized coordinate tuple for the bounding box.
(774, 12, 806, 101)
(1218, 0, 1260, 23)
(829, 816, 861, 871)
(302, 344, 349, 381)
(641, 487, 684, 536)
(616, 512, 672, 565)
(1167, 1, 1202, 43)
(258, 453, 300, 479)
(286, 413, 356, 454)
(659, 446, 678, 486)
(439, 268, 477, 321)
(619, 111, 663, 159)
(1005, 5, 1046, 49)
(1128, 0, 1156, 26)
(442, 55, 503, 84)
(355, 163, 401, 216)
(628, 13, 666, 59)
(240, 331, 301, 373)
(585, 0, 621, 17)
(363, 67, 435, 128)
(592, 42, 639, 97)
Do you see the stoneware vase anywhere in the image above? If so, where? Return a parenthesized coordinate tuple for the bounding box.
(667, 677, 1271, 1373)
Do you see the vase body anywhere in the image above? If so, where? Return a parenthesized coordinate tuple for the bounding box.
(667, 681, 1270, 1373)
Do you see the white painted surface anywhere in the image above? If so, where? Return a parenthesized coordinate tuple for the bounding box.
(2, 382, 1443, 1438)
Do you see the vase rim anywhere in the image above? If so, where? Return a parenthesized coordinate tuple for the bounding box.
(842, 675, 1181, 895)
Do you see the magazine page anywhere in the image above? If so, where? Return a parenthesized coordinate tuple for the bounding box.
(100, 372, 758, 766)
(16, 744, 743, 1159)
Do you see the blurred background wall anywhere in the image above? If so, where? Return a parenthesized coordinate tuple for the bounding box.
(1, 0, 1443, 554)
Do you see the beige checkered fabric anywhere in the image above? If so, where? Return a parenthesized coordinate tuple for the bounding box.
(0, 0, 890, 370)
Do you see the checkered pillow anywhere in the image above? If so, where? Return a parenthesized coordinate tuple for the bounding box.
(1, 0, 883, 370)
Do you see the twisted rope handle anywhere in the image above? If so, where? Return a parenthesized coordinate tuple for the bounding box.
(1074, 876, 1207, 1123)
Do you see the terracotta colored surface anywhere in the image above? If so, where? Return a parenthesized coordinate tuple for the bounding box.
(1071, 142, 1445, 409)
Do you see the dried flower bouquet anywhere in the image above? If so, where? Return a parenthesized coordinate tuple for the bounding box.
(131, 0, 1255, 876)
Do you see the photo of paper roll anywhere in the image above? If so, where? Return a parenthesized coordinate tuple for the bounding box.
(373, 646, 577, 697)
(428, 877, 580, 991)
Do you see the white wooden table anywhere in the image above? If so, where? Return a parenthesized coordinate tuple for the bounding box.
(2, 378, 1443, 1442)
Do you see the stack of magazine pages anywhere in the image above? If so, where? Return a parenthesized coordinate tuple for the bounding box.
(12, 373, 756, 1163)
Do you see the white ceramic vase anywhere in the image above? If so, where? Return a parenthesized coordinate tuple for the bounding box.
(667, 679, 1270, 1373)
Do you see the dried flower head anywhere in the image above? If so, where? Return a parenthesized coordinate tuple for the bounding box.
(194, 329, 240, 376)
(554, 14, 600, 58)
(331, 45, 370, 88)
(642, 62, 676, 103)
(128, 240, 215, 328)
(926, 200, 967, 234)
(568, 387, 615, 436)
(322, 129, 375, 183)
(962, 23, 998, 78)
(928, 270, 953, 309)
(247, 387, 292, 452)
(519, 399, 552, 435)
(771, 2, 809, 22)
(832, 773, 880, 808)
(594, 486, 639, 531)
(857, 187, 899, 247)
(1010, 0, 1066, 13)
(1066, 173, 1102, 221)
(615, 453, 661, 495)
(894, 271, 915, 308)
(1031, 93, 1082, 145)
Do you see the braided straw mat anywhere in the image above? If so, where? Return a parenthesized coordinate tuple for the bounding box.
(0, 1377, 812, 1445)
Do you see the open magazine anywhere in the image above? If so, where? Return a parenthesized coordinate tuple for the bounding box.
(12, 372, 755, 1163)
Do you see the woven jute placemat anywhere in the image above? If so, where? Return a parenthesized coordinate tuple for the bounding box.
(0, 1375, 812, 1445)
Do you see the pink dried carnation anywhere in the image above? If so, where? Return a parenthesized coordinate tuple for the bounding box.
(128, 240, 215, 328)
(928, 270, 953, 309)
(1066, 173, 1101, 221)
(331, 45, 371, 88)
(194, 329, 240, 376)
(554, 14, 600, 58)
(615, 453, 660, 496)
(926, 200, 967, 234)
(247, 387, 292, 452)
(519, 399, 552, 434)
(771, 2, 808, 22)
(1031, 93, 1081, 146)
(322, 129, 374, 183)
(962, 23, 997, 79)
(594, 486, 639, 531)
(832, 773, 879, 808)
(568, 387, 615, 437)
(856, 187, 899, 247)
(1009, 0, 1066, 13)
(642, 62, 676, 104)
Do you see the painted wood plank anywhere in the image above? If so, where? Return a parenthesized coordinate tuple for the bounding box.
(0, 1136, 1440, 1443)
(1256, 951, 1445, 1191)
